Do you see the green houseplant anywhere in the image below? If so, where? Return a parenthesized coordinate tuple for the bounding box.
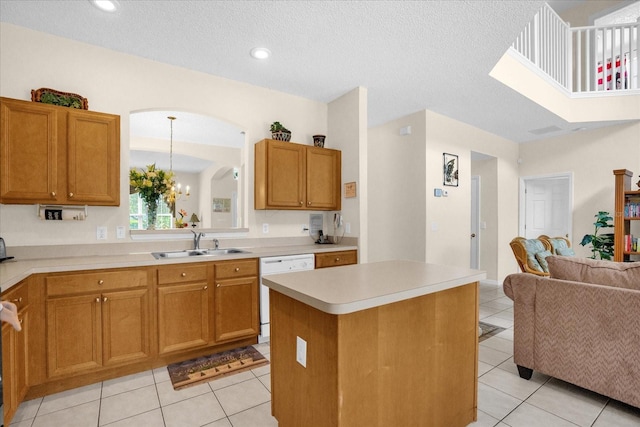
(270, 121, 291, 141)
(580, 211, 614, 260)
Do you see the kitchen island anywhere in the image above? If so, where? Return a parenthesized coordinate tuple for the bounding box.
(262, 260, 486, 427)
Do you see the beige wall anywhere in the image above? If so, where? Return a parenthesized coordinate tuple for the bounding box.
(518, 121, 640, 258)
(327, 87, 368, 260)
(368, 111, 427, 263)
(0, 23, 338, 246)
(368, 109, 520, 280)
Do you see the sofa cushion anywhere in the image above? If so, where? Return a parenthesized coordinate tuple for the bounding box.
(547, 256, 640, 290)
(535, 250, 553, 273)
(548, 238, 569, 253)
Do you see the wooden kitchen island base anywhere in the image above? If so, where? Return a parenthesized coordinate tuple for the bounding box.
(269, 276, 479, 427)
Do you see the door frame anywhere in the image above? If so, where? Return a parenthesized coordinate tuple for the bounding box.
(519, 172, 573, 240)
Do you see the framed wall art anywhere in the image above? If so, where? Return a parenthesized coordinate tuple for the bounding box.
(443, 153, 459, 187)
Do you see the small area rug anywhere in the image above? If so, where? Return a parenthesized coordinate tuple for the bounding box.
(167, 346, 268, 390)
(479, 321, 506, 342)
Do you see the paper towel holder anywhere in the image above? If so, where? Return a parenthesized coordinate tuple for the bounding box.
(37, 204, 88, 221)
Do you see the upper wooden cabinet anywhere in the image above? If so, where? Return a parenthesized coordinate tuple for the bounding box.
(0, 97, 120, 206)
(255, 139, 341, 210)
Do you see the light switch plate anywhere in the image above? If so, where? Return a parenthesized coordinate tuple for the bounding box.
(116, 226, 126, 239)
(96, 226, 107, 240)
(296, 336, 307, 367)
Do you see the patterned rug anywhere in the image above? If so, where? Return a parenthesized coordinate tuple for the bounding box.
(167, 346, 269, 390)
(479, 321, 506, 342)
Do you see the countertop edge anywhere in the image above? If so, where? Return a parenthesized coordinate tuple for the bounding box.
(263, 268, 486, 315)
(0, 244, 358, 292)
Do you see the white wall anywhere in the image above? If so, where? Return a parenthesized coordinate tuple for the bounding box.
(518, 121, 640, 258)
(368, 112, 427, 263)
(0, 23, 337, 246)
(368, 109, 520, 279)
(328, 88, 367, 260)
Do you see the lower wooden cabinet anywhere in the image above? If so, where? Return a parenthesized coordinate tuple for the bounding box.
(214, 259, 259, 342)
(2, 280, 29, 424)
(157, 263, 213, 355)
(214, 276, 259, 342)
(315, 250, 358, 269)
(157, 281, 212, 355)
(45, 269, 151, 377)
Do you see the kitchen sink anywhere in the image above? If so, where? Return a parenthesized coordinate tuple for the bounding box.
(151, 248, 250, 259)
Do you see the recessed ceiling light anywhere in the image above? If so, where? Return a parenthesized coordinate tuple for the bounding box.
(250, 47, 271, 60)
(90, 0, 119, 12)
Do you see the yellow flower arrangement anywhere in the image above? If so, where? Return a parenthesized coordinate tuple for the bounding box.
(129, 164, 175, 206)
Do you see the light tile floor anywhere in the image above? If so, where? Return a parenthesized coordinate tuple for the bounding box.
(9, 281, 640, 426)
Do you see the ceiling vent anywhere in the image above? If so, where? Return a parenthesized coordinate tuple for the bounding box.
(528, 125, 562, 135)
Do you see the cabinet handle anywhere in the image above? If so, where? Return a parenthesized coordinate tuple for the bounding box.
(11, 297, 23, 304)
(51, 191, 56, 197)
(19, 318, 23, 325)
(95, 297, 100, 303)
(203, 285, 208, 290)
(181, 272, 187, 277)
(235, 267, 240, 272)
(300, 201, 303, 205)
(68, 192, 74, 198)
(308, 201, 312, 206)
(217, 283, 221, 287)
(98, 280, 104, 285)
(335, 257, 340, 262)
(103, 297, 108, 302)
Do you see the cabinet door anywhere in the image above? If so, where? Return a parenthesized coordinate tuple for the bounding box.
(2, 323, 15, 424)
(14, 309, 28, 405)
(102, 288, 151, 366)
(266, 140, 305, 208)
(47, 294, 102, 377)
(214, 277, 259, 342)
(0, 98, 60, 203)
(67, 110, 120, 205)
(158, 282, 211, 355)
(306, 147, 341, 210)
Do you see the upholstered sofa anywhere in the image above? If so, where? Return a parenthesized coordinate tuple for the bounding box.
(503, 256, 640, 408)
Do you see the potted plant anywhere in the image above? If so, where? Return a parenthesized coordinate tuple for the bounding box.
(270, 121, 291, 141)
(580, 211, 614, 260)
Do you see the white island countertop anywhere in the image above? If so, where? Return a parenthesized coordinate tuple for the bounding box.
(262, 260, 486, 315)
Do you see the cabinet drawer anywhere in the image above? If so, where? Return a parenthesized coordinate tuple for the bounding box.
(47, 269, 147, 297)
(2, 282, 29, 310)
(157, 264, 208, 285)
(315, 250, 358, 269)
(215, 259, 258, 279)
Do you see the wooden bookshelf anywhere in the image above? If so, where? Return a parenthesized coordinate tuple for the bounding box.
(613, 169, 640, 262)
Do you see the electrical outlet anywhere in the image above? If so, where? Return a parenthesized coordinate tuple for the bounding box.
(262, 223, 269, 234)
(116, 226, 126, 239)
(96, 226, 107, 240)
(345, 222, 351, 234)
(296, 336, 307, 367)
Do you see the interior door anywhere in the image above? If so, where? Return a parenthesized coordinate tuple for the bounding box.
(522, 175, 572, 240)
(470, 176, 480, 269)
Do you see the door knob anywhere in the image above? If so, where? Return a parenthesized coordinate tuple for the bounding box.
(471, 233, 476, 238)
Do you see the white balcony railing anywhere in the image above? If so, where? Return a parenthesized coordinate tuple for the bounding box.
(512, 3, 639, 94)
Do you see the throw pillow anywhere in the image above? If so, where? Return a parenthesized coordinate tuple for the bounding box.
(535, 250, 553, 273)
(557, 247, 575, 256)
(547, 256, 640, 290)
(526, 253, 544, 272)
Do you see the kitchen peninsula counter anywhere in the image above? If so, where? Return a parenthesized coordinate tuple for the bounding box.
(263, 260, 485, 427)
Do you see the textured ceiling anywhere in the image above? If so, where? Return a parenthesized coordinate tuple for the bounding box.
(0, 0, 625, 143)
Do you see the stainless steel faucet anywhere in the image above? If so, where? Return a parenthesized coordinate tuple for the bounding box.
(191, 230, 205, 250)
(212, 238, 220, 250)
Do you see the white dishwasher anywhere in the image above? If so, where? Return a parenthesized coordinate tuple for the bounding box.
(259, 254, 315, 342)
